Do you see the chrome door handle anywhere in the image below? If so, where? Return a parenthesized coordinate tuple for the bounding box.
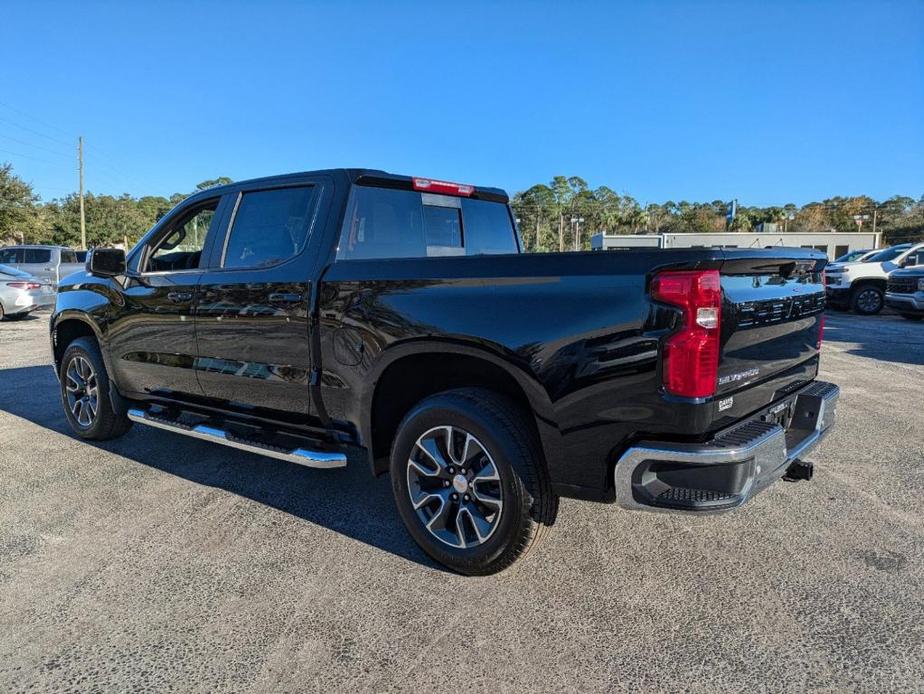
(167, 291, 193, 303)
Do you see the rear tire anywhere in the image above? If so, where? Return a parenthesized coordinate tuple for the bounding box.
(390, 387, 558, 575)
(60, 337, 132, 440)
(899, 313, 923, 321)
(850, 285, 884, 315)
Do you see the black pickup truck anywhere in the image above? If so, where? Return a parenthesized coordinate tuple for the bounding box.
(51, 169, 838, 574)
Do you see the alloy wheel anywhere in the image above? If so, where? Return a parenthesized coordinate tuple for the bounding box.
(406, 425, 503, 549)
(65, 355, 99, 428)
(857, 288, 882, 313)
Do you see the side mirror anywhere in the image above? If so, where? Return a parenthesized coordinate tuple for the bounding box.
(87, 248, 126, 277)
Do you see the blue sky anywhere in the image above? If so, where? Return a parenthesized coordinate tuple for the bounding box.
(1, 1, 922, 206)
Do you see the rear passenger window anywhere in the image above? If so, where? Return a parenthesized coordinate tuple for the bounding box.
(222, 187, 316, 269)
(0, 248, 23, 264)
(24, 249, 51, 263)
(337, 186, 517, 260)
(61, 250, 78, 263)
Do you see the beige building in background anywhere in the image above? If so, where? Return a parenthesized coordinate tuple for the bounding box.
(590, 230, 881, 259)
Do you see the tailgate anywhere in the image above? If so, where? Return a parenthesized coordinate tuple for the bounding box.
(717, 253, 826, 396)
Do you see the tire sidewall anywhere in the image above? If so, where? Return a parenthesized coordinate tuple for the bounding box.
(390, 397, 532, 572)
(60, 338, 112, 439)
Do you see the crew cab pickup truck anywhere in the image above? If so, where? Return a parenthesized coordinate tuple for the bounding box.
(825, 243, 924, 314)
(0, 245, 84, 285)
(51, 169, 838, 574)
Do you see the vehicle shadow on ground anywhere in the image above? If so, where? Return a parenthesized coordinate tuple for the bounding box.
(0, 364, 446, 572)
(822, 312, 924, 366)
(1, 313, 42, 322)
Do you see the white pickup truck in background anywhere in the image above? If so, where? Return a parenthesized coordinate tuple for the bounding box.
(0, 245, 85, 285)
(825, 242, 924, 314)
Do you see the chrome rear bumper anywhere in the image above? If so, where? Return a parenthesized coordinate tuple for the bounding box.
(614, 381, 839, 513)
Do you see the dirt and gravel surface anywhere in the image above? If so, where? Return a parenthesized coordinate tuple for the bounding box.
(1, 310, 922, 692)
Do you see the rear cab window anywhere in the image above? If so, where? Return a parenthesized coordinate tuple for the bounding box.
(336, 186, 518, 260)
(24, 248, 52, 263)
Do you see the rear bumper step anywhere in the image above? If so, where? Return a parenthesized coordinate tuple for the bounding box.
(614, 380, 839, 513)
(127, 408, 347, 469)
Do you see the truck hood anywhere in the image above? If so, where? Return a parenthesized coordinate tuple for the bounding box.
(826, 261, 894, 278)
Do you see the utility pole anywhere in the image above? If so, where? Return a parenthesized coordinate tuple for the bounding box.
(872, 207, 878, 236)
(558, 212, 564, 252)
(571, 216, 584, 251)
(78, 136, 86, 250)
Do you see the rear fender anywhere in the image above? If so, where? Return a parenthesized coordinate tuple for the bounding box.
(360, 339, 563, 477)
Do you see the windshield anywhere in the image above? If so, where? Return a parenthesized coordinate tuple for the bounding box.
(0, 263, 31, 279)
(865, 246, 910, 263)
(834, 250, 868, 262)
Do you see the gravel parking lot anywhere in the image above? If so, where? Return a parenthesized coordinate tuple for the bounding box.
(1, 310, 922, 692)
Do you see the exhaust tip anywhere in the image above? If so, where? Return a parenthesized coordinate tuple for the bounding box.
(783, 459, 814, 482)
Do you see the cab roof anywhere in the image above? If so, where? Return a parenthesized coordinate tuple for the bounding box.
(189, 168, 509, 204)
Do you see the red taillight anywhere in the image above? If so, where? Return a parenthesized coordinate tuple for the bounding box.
(651, 269, 722, 398)
(6, 282, 41, 290)
(412, 177, 474, 197)
(817, 314, 825, 350)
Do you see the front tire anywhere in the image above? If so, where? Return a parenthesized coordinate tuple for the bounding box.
(60, 337, 132, 440)
(850, 285, 884, 315)
(390, 388, 558, 575)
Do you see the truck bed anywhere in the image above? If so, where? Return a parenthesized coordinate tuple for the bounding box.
(319, 246, 827, 499)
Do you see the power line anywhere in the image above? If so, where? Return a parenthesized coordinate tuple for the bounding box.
(82, 151, 144, 191)
(0, 132, 72, 160)
(0, 146, 62, 166)
(0, 101, 148, 191)
(0, 100, 73, 138)
(83, 145, 147, 190)
(0, 114, 72, 149)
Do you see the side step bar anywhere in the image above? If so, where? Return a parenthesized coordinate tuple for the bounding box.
(127, 408, 347, 469)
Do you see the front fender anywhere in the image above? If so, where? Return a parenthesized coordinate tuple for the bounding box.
(50, 277, 117, 376)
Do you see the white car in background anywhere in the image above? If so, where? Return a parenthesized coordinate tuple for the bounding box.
(825, 243, 924, 314)
(0, 264, 55, 320)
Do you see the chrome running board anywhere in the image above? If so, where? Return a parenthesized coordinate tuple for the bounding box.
(127, 408, 347, 469)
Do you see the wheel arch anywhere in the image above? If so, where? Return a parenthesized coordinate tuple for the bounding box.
(851, 277, 887, 290)
(51, 311, 108, 375)
(361, 341, 562, 478)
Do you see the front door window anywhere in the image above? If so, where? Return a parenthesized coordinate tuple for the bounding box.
(144, 201, 217, 273)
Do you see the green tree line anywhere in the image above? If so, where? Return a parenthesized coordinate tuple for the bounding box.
(1, 162, 922, 252)
(0, 163, 231, 248)
(512, 175, 924, 252)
